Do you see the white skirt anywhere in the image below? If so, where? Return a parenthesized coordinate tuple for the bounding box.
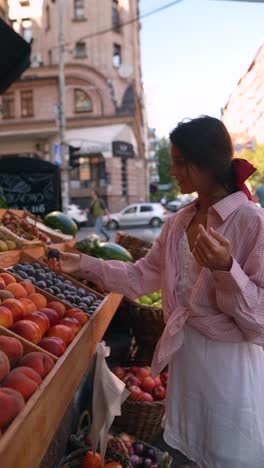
(163, 325, 264, 468)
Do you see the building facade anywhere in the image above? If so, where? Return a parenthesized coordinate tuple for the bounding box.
(222, 42, 264, 146)
(0, 0, 147, 211)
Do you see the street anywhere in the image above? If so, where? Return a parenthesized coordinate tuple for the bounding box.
(77, 224, 162, 242)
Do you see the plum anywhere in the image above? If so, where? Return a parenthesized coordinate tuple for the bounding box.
(44, 288, 54, 294)
(36, 281, 47, 289)
(47, 249, 60, 260)
(57, 294, 66, 300)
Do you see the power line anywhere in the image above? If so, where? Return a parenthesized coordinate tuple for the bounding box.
(32, 0, 184, 54)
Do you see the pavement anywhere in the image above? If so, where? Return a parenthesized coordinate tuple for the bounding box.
(77, 224, 162, 242)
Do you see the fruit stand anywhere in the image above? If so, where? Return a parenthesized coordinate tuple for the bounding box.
(0, 248, 123, 468)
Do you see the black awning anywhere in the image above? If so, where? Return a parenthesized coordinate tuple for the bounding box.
(0, 19, 31, 94)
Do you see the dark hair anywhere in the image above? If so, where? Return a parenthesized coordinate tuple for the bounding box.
(169, 115, 236, 191)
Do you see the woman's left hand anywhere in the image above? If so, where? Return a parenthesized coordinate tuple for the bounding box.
(192, 224, 233, 271)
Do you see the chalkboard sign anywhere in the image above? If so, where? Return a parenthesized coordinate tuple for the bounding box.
(0, 157, 62, 216)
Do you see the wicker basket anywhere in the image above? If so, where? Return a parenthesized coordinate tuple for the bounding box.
(115, 231, 152, 261)
(124, 298, 165, 365)
(113, 398, 165, 444)
(64, 438, 172, 468)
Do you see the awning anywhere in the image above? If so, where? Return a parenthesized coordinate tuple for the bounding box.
(65, 123, 139, 158)
(0, 19, 31, 94)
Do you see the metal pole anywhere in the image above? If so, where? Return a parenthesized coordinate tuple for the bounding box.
(58, 0, 69, 210)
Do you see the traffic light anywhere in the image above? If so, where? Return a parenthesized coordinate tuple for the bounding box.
(69, 145, 81, 169)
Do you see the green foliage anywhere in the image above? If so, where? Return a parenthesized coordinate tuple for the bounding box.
(150, 138, 179, 202)
(240, 144, 264, 190)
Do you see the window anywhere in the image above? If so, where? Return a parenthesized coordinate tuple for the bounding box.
(74, 0, 85, 20)
(2, 93, 15, 119)
(19, 0, 30, 6)
(123, 206, 137, 215)
(46, 5, 50, 31)
(113, 44, 121, 68)
(22, 19, 32, 43)
(121, 158, 127, 195)
(21, 90, 33, 117)
(75, 41, 87, 58)
(112, 0, 119, 32)
(74, 89, 92, 113)
(140, 205, 153, 213)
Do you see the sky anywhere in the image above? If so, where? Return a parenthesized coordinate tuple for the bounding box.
(140, 0, 264, 137)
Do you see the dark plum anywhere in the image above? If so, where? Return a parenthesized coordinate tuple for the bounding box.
(77, 287, 86, 296)
(57, 275, 65, 282)
(16, 270, 29, 279)
(57, 293, 66, 300)
(44, 288, 54, 294)
(45, 273, 53, 281)
(51, 286, 61, 295)
(72, 296, 81, 304)
(31, 263, 41, 269)
(28, 276, 37, 284)
(46, 280, 53, 287)
(82, 297, 92, 306)
(47, 249, 60, 260)
(36, 281, 47, 288)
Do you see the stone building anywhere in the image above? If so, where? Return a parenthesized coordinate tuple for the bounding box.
(0, 0, 147, 211)
(222, 42, 264, 146)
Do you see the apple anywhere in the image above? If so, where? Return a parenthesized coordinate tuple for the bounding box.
(141, 376, 156, 393)
(125, 374, 141, 388)
(128, 385, 143, 401)
(123, 372, 135, 385)
(154, 376, 162, 387)
(137, 392, 154, 402)
(0, 306, 13, 328)
(152, 385, 166, 401)
(160, 372, 168, 388)
(136, 367, 151, 381)
(129, 366, 139, 375)
(112, 367, 126, 379)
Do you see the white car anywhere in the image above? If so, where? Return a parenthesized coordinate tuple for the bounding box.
(104, 202, 170, 229)
(166, 195, 196, 212)
(64, 204, 88, 227)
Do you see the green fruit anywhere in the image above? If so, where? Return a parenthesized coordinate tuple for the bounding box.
(138, 295, 153, 305)
(0, 240, 8, 252)
(6, 240, 16, 250)
(75, 240, 133, 262)
(149, 292, 160, 302)
(44, 211, 78, 237)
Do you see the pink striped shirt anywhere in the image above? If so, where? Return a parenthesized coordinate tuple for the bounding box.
(79, 191, 264, 374)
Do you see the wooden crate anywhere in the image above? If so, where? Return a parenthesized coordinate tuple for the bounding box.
(0, 249, 123, 467)
(0, 209, 73, 244)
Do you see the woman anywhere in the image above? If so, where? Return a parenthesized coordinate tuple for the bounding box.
(50, 116, 264, 468)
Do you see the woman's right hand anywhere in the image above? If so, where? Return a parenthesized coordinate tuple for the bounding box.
(48, 252, 81, 275)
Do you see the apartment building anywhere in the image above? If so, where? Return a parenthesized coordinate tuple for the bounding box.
(222, 42, 264, 146)
(0, 0, 147, 211)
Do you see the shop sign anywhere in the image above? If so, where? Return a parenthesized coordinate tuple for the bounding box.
(112, 141, 134, 158)
(0, 156, 61, 215)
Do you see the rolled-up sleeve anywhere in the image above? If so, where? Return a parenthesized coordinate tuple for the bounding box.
(78, 227, 166, 300)
(212, 239, 264, 342)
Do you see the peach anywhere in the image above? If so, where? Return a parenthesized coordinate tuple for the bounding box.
(0, 306, 13, 328)
(19, 352, 55, 378)
(20, 298, 37, 317)
(65, 309, 88, 326)
(1, 299, 25, 322)
(46, 301, 66, 319)
(5, 283, 27, 299)
(0, 336, 23, 367)
(3, 366, 42, 401)
(19, 280, 35, 295)
(0, 350, 10, 382)
(0, 272, 17, 286)
(0, 387, 25, 429)
(39, 337, 66, 357)
(11, 320, 42, 344)
(40, 308, 60, 326)
(26, 311, 50, 336)
(28, 293, 47, 309)
(47, 324, 75, 345)
(60, 317, 82, 335)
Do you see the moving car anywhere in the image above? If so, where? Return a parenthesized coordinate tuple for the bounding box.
(64, 204, 88, 227)
(104, 202, 169, 229)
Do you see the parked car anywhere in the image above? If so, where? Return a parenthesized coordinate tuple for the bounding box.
(166, 194, 196, 212)
(103, 202, 170, 229)
(64, 204, 88, 227)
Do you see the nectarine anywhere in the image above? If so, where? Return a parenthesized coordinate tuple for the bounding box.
(60, 317, 81, 335)
(0, 272, 16, 286)
(20, 298, 37, 317)
(6, 283, 27, 299)
(2, 298, 25, 322)
(26, 311, 50, 336)
(11, 320, 42, 344)
(46, 301, 66, 319)
(0, 336, 23, 367)
(0, 306, 13, 328)
(39, 337, 66, 357)
(40, 308, 60, 327)
(19, 280, 35, 295)
(65, 309, 88, 326)
(28, 293, 47, 309)
(47, 324, 75, 345)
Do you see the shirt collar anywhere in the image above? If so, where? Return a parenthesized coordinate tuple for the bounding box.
(209, 191, 249, 222)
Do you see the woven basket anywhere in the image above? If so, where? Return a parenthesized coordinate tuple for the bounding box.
(113, 398, 165, 444)
(124, 298, 165, 365)
(115, 231, 152, 261)
(68, 432, 172, 468)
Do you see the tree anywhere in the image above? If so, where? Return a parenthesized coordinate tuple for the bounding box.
(150, 138, 179, 201)
(238, 144, 264, 190)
